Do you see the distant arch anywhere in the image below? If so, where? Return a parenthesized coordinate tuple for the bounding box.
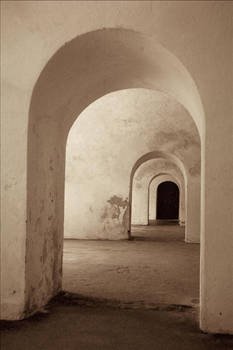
(148, 173, 185, 225)
(129, 151, 187, 233)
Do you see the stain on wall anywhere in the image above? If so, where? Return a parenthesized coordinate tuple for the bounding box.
(101, 196, 129, 239)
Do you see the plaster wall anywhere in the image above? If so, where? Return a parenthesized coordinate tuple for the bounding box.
(65, 89, 199, 240)
(132, 159, 186, 225)
(149, 175, 185, 225)
(1, 0, 232, 334)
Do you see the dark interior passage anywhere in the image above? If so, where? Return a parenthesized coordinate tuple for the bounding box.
(156, 181, 179, 220)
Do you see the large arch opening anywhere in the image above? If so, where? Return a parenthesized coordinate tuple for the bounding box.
(26, 28, 204, 324)
(156, 181, 180, 221)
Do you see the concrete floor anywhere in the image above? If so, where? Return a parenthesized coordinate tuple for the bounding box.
(62, 225, 200, 307)
(2, 226, 233, 349)
(2, 301, 233, 350)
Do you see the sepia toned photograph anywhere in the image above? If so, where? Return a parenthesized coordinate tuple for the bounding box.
(1, 1, 233, 349)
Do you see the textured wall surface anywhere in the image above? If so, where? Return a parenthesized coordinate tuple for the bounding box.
(1, 0, 232, 334)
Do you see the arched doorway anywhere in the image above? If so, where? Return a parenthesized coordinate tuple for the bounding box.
(149, 174, 185, 226)
(156, 181, 179, 221)
(25, 28, 205, 324)
(129, 151, 193, 237)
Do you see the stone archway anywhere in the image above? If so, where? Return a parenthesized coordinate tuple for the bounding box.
(26, 28, 204, 321)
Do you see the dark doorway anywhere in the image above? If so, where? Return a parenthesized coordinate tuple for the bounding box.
(156, 181, 179, 220)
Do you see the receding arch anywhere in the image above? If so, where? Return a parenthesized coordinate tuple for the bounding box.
(148, 173, 185, 226)
(26, 27, 204, 316)
(129, 151, 188, 234)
